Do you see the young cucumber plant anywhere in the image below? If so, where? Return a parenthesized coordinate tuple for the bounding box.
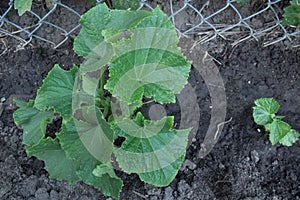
(282, 0, 300, 26)
(253, 98, 299, 146)
(13, 4, 192, 199)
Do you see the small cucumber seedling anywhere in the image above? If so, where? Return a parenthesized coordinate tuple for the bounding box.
(253, 98, 299, 146)
(282, 0, 300, 26)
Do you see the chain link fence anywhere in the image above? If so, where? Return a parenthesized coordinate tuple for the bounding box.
(0, 0, 299, 50)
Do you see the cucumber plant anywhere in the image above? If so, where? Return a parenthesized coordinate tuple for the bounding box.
(253, 98, 299, 146)
(13, 4, 191, 199)
(282, 0, 300, 26)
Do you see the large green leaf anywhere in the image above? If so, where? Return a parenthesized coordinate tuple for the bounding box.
(34, 65, 78, 121)
(74, 4, 150, 57)
(113, 112, 190, 186)
(58, 120, 123, 199)
(13, 100, 53, 146)
(26, 138, 79, 184)
(14, 0, 32, 16)
(105, 49, 190, 104)
(104, 8, 191, 106)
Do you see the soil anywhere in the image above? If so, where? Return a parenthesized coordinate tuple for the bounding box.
(0, 0, 299, 200)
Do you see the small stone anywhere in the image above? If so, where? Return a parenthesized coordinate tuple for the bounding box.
(4, 126, 8, 133)
(17, 175, 38, 198)
(163, 187, 174, 200)
(290, 172, 297, 182)
(147, 187, 161, 196)
(218, 163, 225, 169)
(177, 180, 191, 198)
(9, 127, 15, 134)
(257, 128, 261, 133)
(272, 160, 279, 166)
(180, 159, 197, 171)
(35, 187, 49, 200)
(50, 190, 59, 200)
(0, 179, 12, 198)
(250, 150, 260, 163)
(5, 155, 17, 165)
(79, 196, 90, 200)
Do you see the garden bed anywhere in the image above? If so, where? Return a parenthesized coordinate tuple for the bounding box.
(0, 0, 299, 199)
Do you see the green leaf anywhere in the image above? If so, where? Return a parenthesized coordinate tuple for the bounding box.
(58, 120, 123, 199)
(26, 138, 79, 183)
(105, 49, 190, 105)
(254, 98, 280, 114)
(139, 154, 185, 187)
(135, 7, 176, 29)
(104, 8, 191, 106)
(74, 4, 111, 58)
(253, 107, 273, 126)
(14, 0, 32, 16)
(282, 2, 300, 26)
(111, 0, 141, 10)
(253, 98, 279, 125)
(279, 129, 300, 146)
(93, 164, 120, 180)
(34, 65, 78, 121)
(73, 106, 114, 164)
(113, 112, 190, 186)
(13, 100, 53, 146)
(74, 4, 150, 57)
(265, 120, 291, 145)
(13, 99, 28, 108)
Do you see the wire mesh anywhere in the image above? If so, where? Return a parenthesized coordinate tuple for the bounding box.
(0, 0, 299, 49)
